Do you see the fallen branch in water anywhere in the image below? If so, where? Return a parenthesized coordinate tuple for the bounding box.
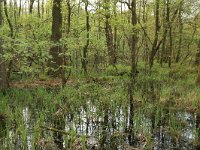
(40, 125, 69, 135)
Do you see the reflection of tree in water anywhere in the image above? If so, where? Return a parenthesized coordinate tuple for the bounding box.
(100, 109, 108, 149)
(196, 113, 200, 149)
(0, 113, 6, 149)
(52, 107, 65, 150)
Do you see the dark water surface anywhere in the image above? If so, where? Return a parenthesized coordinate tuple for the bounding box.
(0, 104, 199, 150)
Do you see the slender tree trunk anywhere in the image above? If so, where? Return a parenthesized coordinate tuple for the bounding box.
(142, 0, 149, 70)
(82, 0, 90, 74)
(113, 1, 117, 64)
(130, 1, 138, 75)
(48, 0, 63, 76)
(160, 0, 168, 66)
(66, 0, 71, 34)
(29, 0, 35, 14)
(93, 0, 101, 71)
(175, 0, 183, 63)
(196, 40, 200, 86)
(4, 0, 14, 85)
(60, 0, 72, 86)
(38, 0, 41, 17)
(166, 0, 173, 68)
(104, 0, 116, 66)
(149, 0, 160, 68)
(195, 40, 200, 65)
(168, 24, 173, 67)
(0, 2, 8, 90)
(13, 0, 17, 25)
(19, 0, 22, 16)
(4, 0, 14, 37)
(42, 0, 44, 17)
(125, 0, 138, 145)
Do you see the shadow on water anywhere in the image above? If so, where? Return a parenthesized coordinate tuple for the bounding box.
(0, 83, 200, 150)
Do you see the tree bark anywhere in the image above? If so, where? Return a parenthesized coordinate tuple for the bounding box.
(38, 0, 41, 17)
(48, 0, 63, 76)
(29, 0, 35, 14)
(41, 0, 44, 17)
(19, 0, 22, 16)
(82, 0, 90, 74)
(196, 40, 200, 86)
(167, 0, 173, 68)
(4, 0, 14, 37)
(3, 0, 14, 86)
(130, 0, 138, 75)
(175, 0, 183, 63)
(113, 0, 118, 64)
(195, 40, 200, 65)
(160, 0, 168, 66)
(104, 0, 116, 66)
(149, 0, 160, 68)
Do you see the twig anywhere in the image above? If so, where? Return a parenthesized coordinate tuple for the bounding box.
(138, 21, 153, 45)
(40, 125, 69, 135)
(118, 0, 131, 10)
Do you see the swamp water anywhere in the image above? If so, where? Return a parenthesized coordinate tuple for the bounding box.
(0, 84, 200, 150)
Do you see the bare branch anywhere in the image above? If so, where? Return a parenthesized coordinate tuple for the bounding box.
(118, 0, 131, 10)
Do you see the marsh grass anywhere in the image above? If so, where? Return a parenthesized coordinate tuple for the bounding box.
(0, 64, 200, 149)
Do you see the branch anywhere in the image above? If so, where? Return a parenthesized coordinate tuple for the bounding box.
(138, 21, 153, 45)
(4, 0, 14, 37)
(40, 125, 69, 135)
(118, 0, 131, 10)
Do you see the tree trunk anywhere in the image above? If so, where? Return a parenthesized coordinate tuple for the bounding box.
(168, 24, 173, 68)
(196, 40, 200, 86)
(195, 40, 200, 65)
(0, 2, 8, 90)
(19, 0, 22, 16)
(130, 0, 138, 75)
(42, 0, 44, 17)
(60, 0, 72, 86)
(113, 0, 118, 64)
(160, 0, 168, 66)
(3, 0, 14, 85)
(175, 0, 183, 63)
(29, 0, 35, 14)
(38, 0, 41, 17)
(167, 0, 173, 68)
(126, 1, 138, 143)
(196, 66, 200, 86)
(104, 0, 116, 66)
(149, 0, 160, 68)
(82, 0, 90, 74)
(4, 0, 14, 37)
(48, 0, 63, 76)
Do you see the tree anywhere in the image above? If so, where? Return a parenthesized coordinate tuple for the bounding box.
(196, 40, 200, 86)
(123, 0, 138, 75)
(0, 1, 8, 90)
(29, 0, 35, 14)
(149, 0, 161, 68)
(175, 0, 183, 63)
(82, 0, 90, 74)
(48, 0, 63, 76)
(104, 0, 116, 66)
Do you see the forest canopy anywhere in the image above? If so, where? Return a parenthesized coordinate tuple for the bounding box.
(0, 0, 199, 88)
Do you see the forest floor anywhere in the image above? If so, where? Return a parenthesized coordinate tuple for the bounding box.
(10, 78, 76, 88)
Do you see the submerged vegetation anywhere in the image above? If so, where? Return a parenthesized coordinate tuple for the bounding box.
(0, 0, 200, 149)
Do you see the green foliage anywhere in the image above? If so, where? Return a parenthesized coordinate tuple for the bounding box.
(105, 64, 131, 76)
